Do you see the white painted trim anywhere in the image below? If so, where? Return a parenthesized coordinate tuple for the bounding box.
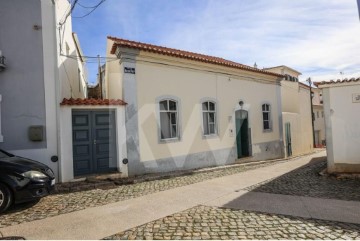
(199, 97, 219, 138)
(155, 95, 182, 143)
(0, 95, 3, 142)
(261, 101, 273, 132)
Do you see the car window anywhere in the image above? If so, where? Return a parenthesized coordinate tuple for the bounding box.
(0, 150, 11, 158)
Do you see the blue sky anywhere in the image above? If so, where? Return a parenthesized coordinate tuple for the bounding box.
(72, 0, 360, 84)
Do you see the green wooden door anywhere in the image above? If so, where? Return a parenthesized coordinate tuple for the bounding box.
(236, 110, 250, 158)
(285, 122, 292, 157)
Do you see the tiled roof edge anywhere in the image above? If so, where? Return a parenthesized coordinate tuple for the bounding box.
(314, 77, 360, 87)
(60, 98, 127, 106)
(107, 36, 284, 78)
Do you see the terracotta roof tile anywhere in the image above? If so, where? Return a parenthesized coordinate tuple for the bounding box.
(314, 77, 360, 87)
(60, 98, 127, 106)
(108, 36, 283, 78)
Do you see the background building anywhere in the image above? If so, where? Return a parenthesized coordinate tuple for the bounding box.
(316, 78, 360, 173)
(265, 66, 314, 157)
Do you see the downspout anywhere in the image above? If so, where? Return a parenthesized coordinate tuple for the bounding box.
(276, 76, 285, 158)
(52, 0, 63, 182)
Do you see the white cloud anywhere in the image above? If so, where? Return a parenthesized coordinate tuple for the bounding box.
(80, 0, 360, 83)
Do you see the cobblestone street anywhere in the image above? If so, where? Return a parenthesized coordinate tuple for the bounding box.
(104, 205, 360, 240)
(0, 160, 277, 228)
(3, 150, 360, 240)
(246, 157, 360, 201)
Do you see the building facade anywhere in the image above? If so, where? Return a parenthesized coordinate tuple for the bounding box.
(104, 37, 285, 176)
(316, 78, 360, 173)
(265, 66, 313, 157)
(0, 0, 87, 181)
(312, 88, 326, 147)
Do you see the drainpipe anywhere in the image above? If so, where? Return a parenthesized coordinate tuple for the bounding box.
(307, 78, 316, 148)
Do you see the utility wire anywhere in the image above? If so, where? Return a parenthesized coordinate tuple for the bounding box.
(73, 0, 106, 18)
(77, 0, 104, 9)
(59, 0, 78, 25)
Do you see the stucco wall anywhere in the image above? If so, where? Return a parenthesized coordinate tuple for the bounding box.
(313, 105, 326, 144)
(108, 50, 284, 175)
(0, 0, 60, 179)
(0, 0, 47, 150)
(56, 0, 87, 99)
(323, 83, 360, 172)
(105, 38, 123, 99)
(281, 81, 300, 113)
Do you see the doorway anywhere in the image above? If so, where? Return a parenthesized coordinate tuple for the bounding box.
(235, 110, 250, 158)
(72, 110, 117, 176)
(285, 122, 292, 157)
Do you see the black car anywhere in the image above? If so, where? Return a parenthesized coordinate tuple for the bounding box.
(0, 149, 55, 213)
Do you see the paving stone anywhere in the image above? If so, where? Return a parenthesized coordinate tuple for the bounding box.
(246, 158, 360, 201)
(104, 205, 360, 240)
(0, 160, 282, 228)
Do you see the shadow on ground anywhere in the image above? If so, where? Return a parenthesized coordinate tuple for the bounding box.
(244, 156, 360, 202)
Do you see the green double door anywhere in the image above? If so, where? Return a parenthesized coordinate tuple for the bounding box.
(235, 110, 250, 158)
(72, 110, 117, 176)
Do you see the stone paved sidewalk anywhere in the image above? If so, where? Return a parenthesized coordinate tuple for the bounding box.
(246, 157, 360, 201)
(104, 205, 360, 240)
(0, 160, 280, 228)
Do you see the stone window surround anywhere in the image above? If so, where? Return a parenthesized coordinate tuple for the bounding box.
(262, 102, 273, 132)
(156, 95, 182, 143)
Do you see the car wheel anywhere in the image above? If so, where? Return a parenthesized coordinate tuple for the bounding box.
(0, 183, 13, 213)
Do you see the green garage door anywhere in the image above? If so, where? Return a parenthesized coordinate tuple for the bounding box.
(72, 110, 117, 176)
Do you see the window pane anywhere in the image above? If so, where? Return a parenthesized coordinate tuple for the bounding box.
(169, 100, 177, 111)
(203, 112, 209, 135)
(171, 124, 177, 138)
(263, 112, 269, 121)
(209, 123, 215, 134)
(202, 102, 208, 111)
(209, 102, 215, 111)
(160, 112, 171, 139)
(263, 120, 270, 130)
(262, 104, 266, 111)
(170, 112, 177, 124)
(209, 112, 215, 123)
(160, 100, 168, 111)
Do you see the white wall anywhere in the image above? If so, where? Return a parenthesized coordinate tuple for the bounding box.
(136, 60, 281, 162)
(322, 83, 360, 172)
(59, 105, 127, 182)
(55, 0, 87, 99)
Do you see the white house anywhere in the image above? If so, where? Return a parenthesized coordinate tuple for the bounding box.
(0, 0, 88, 181)
(315, 78, 360, 173)
(99, 36, 287, 177)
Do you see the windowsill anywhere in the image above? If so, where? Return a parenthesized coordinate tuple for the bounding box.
(202, 134, 219, 139)
(263, 129, 273, 133)
(159, 137, 181, 144)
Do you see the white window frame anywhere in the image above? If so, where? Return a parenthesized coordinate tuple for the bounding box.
(0, 95, 3, 142)
(201, 99, 218, 138)
(156, 96, 181, 143)
(262, 103, 272, 132)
